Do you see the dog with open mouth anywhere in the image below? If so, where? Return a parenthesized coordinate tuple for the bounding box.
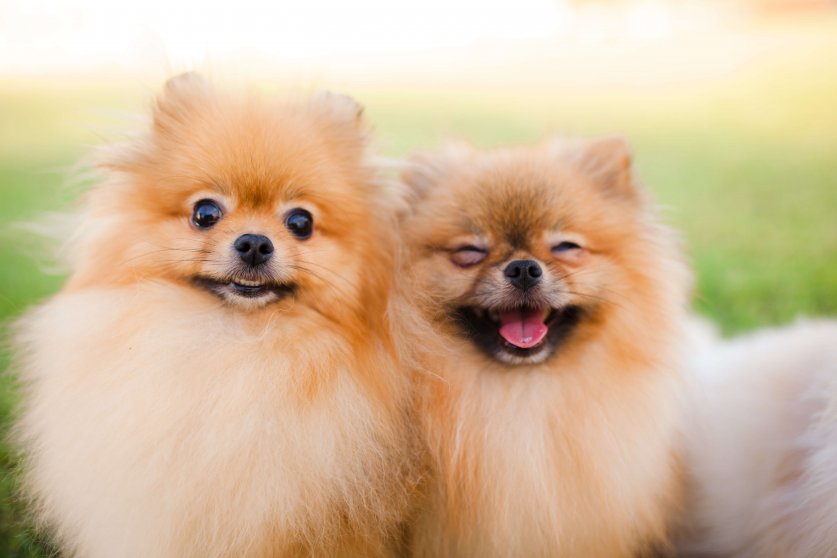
(13, 74, 417, 557)
(399, 137, 692, 557)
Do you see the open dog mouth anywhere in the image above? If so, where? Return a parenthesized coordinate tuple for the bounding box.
(193, 276, 296, 302)
(454, 304, 583, 364)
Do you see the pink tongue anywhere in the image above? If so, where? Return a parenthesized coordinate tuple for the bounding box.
(498, 309, 549, 349)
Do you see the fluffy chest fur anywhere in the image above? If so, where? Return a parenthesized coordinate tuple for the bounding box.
(16, 284, 413, 558)
(411, 347, 683, 558)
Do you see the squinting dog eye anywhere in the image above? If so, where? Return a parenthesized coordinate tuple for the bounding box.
(285, 208, 313, 240)
(192, 199, 223, 229)
(450, 246, 487, 267)
(552, 241, 581, 253)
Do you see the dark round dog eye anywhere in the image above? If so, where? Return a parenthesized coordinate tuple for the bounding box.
(192, 199, 223, 229)
(285, 208, 313, 240)
(450, 246, 487, 267)
(552, 241, 581, 253)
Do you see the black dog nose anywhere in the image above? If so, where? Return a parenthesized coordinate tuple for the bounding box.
(234, 234, 274, 266)
(503, 259, 543, 291)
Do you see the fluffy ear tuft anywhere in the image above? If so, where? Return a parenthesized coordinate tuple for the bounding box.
(575, 136, 636, 200)
(153, 72, 212, 133)
(163, 71, 210, 97)
(310, 90, 365, 128)
(402, 142, 472, 200)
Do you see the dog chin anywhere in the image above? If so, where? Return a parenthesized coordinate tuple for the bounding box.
(491, 343, 555, 365)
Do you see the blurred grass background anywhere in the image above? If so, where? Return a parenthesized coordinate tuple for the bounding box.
(2, 11, 837, 556)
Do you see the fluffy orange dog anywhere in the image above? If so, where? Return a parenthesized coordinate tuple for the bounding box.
(400, 137, 691, 557)
(13, 74, 415, 557)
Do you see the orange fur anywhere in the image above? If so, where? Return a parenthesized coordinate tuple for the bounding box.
(13, 75, 416, 557)
(399, 137, 692, 557)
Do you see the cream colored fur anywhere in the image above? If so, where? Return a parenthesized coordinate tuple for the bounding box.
(12, 76, 416, 557)
(680, 319, 837, 558)
(399, 137, 693, 557)
(16, 286, 412, 557)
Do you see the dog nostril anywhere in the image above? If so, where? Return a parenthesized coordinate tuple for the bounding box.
(528, 264, 543, 278)
(505, 266, 522, 278)
(238, 241, 251, 253)
(258, 242, 273, 255)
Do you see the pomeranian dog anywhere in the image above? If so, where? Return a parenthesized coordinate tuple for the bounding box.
(12, 74, 416, 557)
(398, 137, 692, 557)
(679, 319, 837, 558)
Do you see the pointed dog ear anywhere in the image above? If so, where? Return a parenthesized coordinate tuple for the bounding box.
(309, 90, 365, 132)
(402, 142, 473, 200)
(153, 72, 213, 135)
(100, 73, 213, 172)
(575, 136, 637, 200)
(306, 90, 371, 157)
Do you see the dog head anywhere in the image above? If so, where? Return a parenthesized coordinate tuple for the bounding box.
(401, 137, 688, 366)
(70, 74, 396, 324)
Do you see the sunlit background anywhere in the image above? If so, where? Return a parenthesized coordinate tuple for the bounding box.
(1, 0, 836, 554)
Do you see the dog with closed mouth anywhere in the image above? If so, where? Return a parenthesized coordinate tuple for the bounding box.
(13, 74, 416, 557)
(399, 137, 692, 557)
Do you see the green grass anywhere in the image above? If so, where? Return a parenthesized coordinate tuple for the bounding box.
(1, 30, 836, 554)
